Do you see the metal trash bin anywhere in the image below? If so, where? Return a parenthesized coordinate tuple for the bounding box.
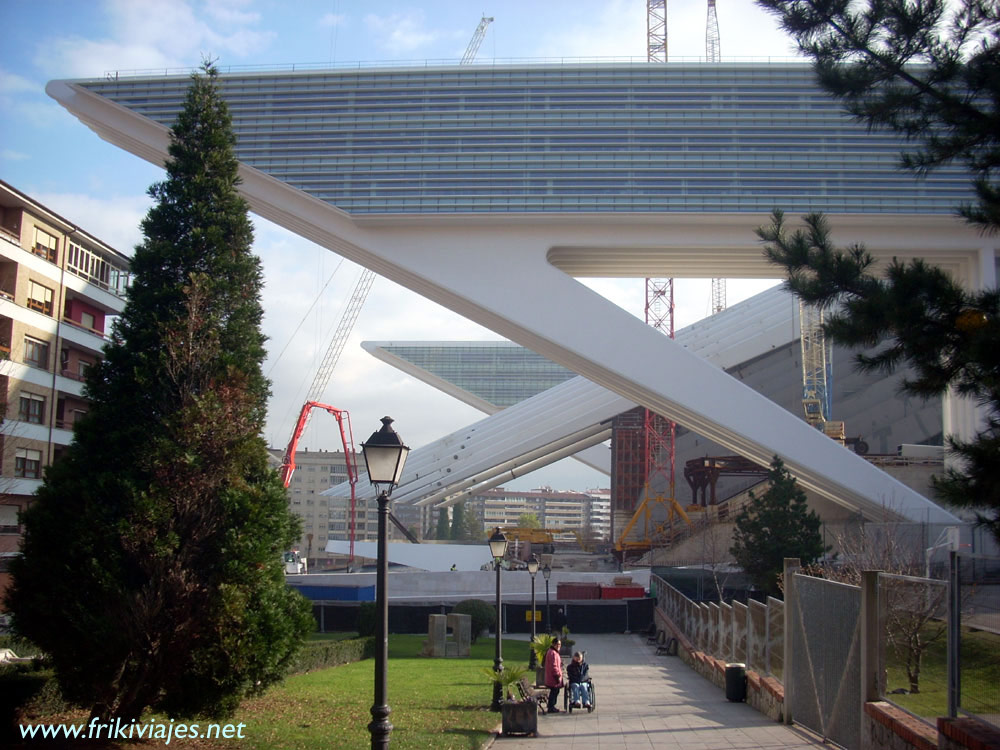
(725, 662, 746, 702)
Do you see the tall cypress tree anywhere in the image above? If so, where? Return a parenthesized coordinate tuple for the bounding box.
(450, 502, 465, 540)
(435, 508, 450, 540)
(6, 63, 313, 721)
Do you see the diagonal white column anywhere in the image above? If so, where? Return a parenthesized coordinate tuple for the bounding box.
(48, 79, 959, 525)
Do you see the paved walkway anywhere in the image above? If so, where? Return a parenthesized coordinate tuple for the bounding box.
(491, 633, 825, 750)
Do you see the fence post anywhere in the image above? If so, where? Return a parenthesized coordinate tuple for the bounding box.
(860, 570, 881, 715)
(948, 550, 960, 718)
(783, 557, 800, 725)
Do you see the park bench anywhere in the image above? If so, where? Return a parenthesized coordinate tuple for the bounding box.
(517, 675, 551, 714)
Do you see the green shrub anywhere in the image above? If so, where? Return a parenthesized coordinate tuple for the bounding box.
(451, 599, 496, 643)
(287, 636, 374, 675)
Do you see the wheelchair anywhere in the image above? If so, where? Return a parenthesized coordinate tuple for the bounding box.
(563, 677, 595, 713)
(562, 651, 595, 714)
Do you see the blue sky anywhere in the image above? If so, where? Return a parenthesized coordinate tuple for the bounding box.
(0, 0, 795, 490)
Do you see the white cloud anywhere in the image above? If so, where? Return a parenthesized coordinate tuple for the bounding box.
(31, 191, 150, 256)
(0, 69, 40, 94)
(364, 11, 440, 54)
(33, 0, 276, 78)
(205, 0, 261, 26)
(1, 150, 30, 162)
(319, 13, 345, 28)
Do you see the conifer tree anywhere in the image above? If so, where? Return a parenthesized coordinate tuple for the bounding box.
(435, 508, 450, 540)
(450, 502, 465, 540)
(754, 0, 1000, 536)
(6, 63, 314, 722)
(730, 457, 827, 597)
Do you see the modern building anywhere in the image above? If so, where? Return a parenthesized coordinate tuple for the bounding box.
(361, 341, 577, 413)
(0, 180, 131, 603)
(462, 486, 605, 543)
(49, 63, 992, 534)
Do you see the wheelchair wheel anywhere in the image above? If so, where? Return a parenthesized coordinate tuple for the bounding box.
(587, 680, 595, 712)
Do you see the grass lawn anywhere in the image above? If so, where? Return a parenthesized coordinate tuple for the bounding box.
(887, 625, 1000, 720)
(12, 634, 525, 749)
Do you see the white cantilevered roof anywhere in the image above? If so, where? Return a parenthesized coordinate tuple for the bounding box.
(48, 72, 967, 527)
(325, 285, 952, 525)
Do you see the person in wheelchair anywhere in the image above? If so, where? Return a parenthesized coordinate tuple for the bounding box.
(566, 651, 592, 709)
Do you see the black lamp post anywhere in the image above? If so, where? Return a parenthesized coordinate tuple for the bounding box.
(527, 555, 539, 669)
(361, 417, 409, 750)
(542, 563, 552, 633)
(488, 527, 508, 711)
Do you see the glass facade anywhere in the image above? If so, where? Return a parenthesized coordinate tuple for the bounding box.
(378, 341, 574, 407)
(79, 63, 971, 215)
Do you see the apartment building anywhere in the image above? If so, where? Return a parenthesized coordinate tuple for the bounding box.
(0, 181, 131, 602)
(463, 487, 610, 544)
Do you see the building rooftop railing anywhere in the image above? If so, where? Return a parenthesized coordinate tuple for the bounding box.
(97, 55, 807, 81)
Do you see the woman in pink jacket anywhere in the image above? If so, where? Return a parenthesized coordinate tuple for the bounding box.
(543, 636, 564, 713)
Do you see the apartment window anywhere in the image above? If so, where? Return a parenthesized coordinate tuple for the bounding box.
(27, 281, 53, 316)
(80, 311, 95, 329)
(0, 504, 18, 534)
(32, 228, 58, 263)
(78, 359, 91, 378)
(15, 448, 42, 478)
(18, 393, 45, 424)
(23, 336, 50, 370)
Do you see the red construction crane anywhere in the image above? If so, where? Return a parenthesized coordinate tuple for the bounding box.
(279, 267, 375, 561)
(279, 401, 359, 557)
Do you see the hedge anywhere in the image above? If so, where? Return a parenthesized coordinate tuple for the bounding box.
(288, 636, 375, 675)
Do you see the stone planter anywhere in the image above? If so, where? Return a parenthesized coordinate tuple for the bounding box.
(501, 698, 538, 736)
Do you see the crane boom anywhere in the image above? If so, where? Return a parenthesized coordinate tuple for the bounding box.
(706, 0, 720, 62)
(307, 268, 376, 404)
(461, 16, 493, 63)
(707, 0, 724, 311)
(280, 401, 360, 558)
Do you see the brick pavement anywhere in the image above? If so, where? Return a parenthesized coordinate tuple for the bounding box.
(489, 633, 825, 750)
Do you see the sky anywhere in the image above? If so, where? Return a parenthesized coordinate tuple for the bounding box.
(0, 0, 801, 491)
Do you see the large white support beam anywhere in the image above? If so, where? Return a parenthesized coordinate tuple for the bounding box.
(48, 79, 966, 525)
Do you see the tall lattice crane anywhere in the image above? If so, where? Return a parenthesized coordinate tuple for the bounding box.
(706, 0, 720, 62)
(279, 268, 376, 560)
(707, 0, 726, 314)
(615, 1, 690, 559)
(462, 16, 493, 63)
(647, 0, 667, 62)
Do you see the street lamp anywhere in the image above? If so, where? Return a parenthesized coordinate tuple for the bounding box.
(361, 417, 410, 750)
(542, 563, 552, 633)
(527, 555, 539, 669)
(488, 527, 509, 711)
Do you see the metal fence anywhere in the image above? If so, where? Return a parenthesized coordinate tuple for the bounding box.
(877, 573, 949, 713)
(956, 553, 1000, 728)
(657, 554, 1000, 743)
(786, 573, 862, 749)
(654, 576, 784, 678)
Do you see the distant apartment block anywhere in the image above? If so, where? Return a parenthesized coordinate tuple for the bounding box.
(267, 447, 387, 570)
(0, 181, 131, 603)
(462, 487, 611, 544)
